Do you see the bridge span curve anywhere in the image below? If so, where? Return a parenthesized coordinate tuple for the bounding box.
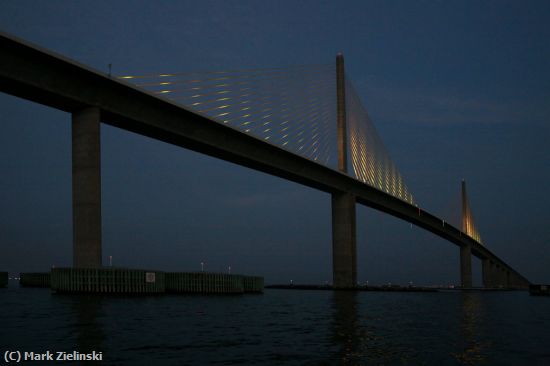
(0, 32, 529, 289)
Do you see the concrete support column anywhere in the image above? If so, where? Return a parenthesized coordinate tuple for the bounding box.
(482, 258, 491, 288)
(493, 265, 499, 287)
(509, 273, 516, 289)
(489, 261, 498, 288)
(460, 244, 472, 288)
(332, 191, 357, 288)
(509, 273, 529, 289)
(72, 107, 102, 268)
(495, 265, 503, 287)
(332, 53, 356, 289)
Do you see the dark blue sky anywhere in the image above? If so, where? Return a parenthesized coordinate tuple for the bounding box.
(1, 1, 549, 285)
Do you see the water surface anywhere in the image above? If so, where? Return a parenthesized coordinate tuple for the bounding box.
(1, 285, 549, 365)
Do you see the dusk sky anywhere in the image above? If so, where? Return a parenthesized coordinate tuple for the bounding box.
(1, 1, 549, 286)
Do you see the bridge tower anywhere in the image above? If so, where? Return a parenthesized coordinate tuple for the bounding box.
(72, 107, 102, 267)
(331, 53, 357, 288)
(460, 180, 472, 287)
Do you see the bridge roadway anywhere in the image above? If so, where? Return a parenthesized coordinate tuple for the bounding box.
(0, 32, 529, 288)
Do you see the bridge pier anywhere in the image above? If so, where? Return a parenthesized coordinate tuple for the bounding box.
(331, 191, 357, 288)
(72, 107, 102, 268)
(483, 259, 530, 289)
(332, 53, 356, 289)
(489, 260, 499, 288)
(508, 272, 516, 288)
(482, 258, 491, 288)
(496, 264, 504, 288)
(483, 259, 501, 288)
(509, 272, 529, 289)
(501, 267, 508, 288)
(494, 264, 503, 288)
(460, 244, 472, 288)
(493, 264, 500, 287)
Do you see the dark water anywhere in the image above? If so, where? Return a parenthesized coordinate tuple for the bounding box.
(1, 284, 549, 365)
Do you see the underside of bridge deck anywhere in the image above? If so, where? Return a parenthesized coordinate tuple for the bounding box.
(0, 32, 530, 289)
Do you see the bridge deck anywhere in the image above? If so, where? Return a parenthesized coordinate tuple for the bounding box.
(0, 32, 528, 285)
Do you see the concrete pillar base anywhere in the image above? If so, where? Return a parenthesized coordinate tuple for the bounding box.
(72, 107, 102, 268)
(460, 244, 472, 288)
(482, 258, 491, 288)
(332, 191, 357, 288)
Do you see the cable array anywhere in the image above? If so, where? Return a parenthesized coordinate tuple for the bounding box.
(346, 79, 415, 204)
(120, 63, 416, 205)
(462, 182, 483, 244)
(119, 64, 337, 166)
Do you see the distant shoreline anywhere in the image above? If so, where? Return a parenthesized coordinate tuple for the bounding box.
(265, 284, 524, 292)
(265, 284, 438, 292)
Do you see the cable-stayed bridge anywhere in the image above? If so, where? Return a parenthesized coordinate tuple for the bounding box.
(0, 32, 529, 289)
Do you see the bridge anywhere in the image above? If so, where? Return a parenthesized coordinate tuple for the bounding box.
(0, 32, 530, 289)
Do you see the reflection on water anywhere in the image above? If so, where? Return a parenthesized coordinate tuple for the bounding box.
(331, 291, 362, 364)
(72, 295, 104, 355)
(451, 292, 490, 365)
(331, 291, 415, 365)
(331, 291, 499, 365)
(3, 287, 548, 365)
